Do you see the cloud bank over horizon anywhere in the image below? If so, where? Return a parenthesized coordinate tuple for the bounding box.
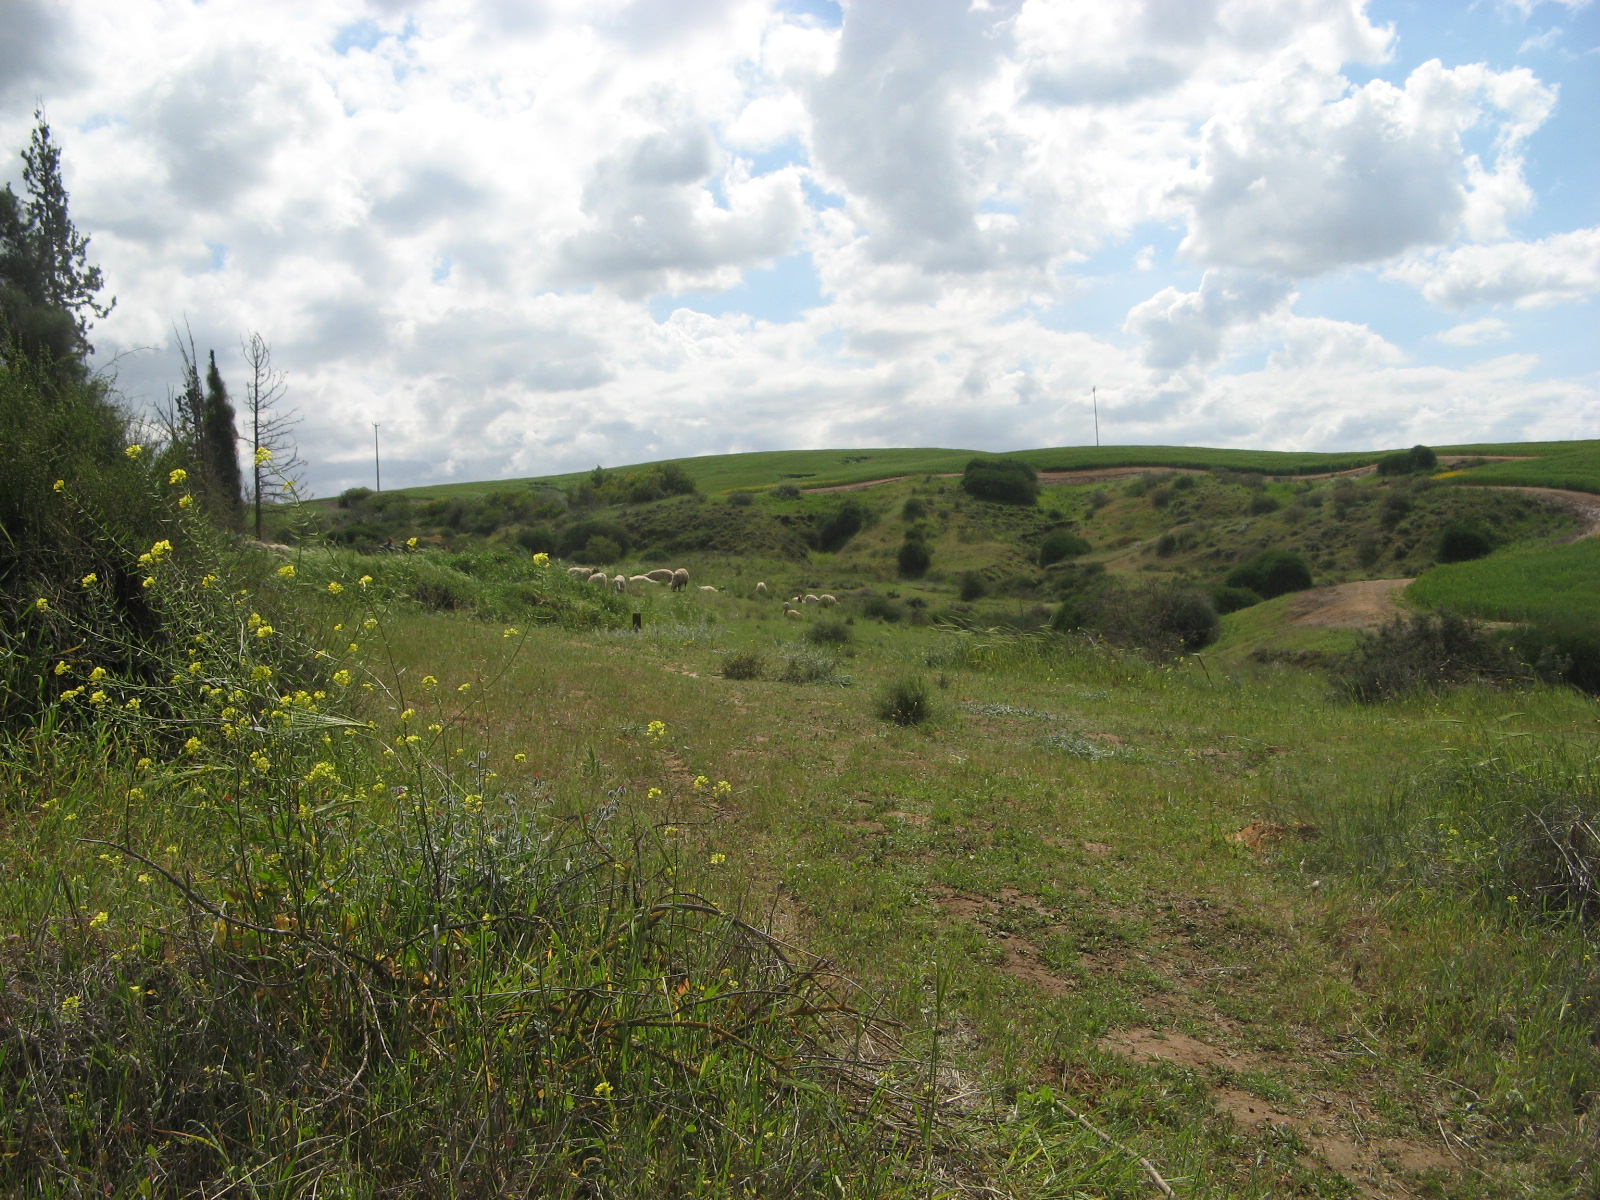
(4, 0, 1596, 495)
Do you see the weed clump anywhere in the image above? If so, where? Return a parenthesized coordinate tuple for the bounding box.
(721, 649, 767, 680)
(875, 675, 934, 725)
(1038, 528, 1090, 566)
(777, 646, 851, 686)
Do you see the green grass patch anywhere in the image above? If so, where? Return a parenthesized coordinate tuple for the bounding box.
(1407, 538, 1600, 625)
(1436, 442, 1600, 494)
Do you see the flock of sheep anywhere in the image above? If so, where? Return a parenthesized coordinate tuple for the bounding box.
(562, 563, 836, 615)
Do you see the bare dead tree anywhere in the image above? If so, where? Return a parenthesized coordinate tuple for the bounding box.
(241, 332, 304, 539)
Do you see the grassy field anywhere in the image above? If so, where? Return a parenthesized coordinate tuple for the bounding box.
(10, 350, 1598, 1195)
(1436, 444, 1600, 494)
(366, 439, 1600, 504)
(1408, 536, 1600, 623)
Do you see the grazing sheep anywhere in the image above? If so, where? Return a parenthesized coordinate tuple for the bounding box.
(588, 571, 609, 586)
(630, 574, 656, 585)
(646, 568, 675, 583)
(819, 594, 838, 606)
(612, 574, 628, 592)
(784, 607, 804, 619)
(567, 565, 591, 578)
(803, 594, 820, 605)
(698, 585, 717, 592)
(755, 581, 768, 597)
(670, 568, 690, 592)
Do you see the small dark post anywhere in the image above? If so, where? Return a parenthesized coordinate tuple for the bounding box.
(632, 612, 642, 631)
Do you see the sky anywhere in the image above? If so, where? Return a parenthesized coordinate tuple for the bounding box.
(3, 0, 1596, 497)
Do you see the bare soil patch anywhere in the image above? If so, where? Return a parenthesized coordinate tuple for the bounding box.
(1101, 1027, 1453, 1197)
(1286, 578, 1413, 631)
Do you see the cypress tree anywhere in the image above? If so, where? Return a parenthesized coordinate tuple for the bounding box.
(202, 350, 243, 526)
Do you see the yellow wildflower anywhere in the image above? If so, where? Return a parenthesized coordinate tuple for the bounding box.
(252, 665, 273, 681)
(184, 737, 202, 754)
(255, 447, 272, 466)
(692, 775, 708, 790)
(53, 479, 65, 492)
(513, 752, 527, 763)
(33, 597, 48, 612)
(89, 911, 109, 928)
(399, 708, 415, 722)
(457, 683, 470, 693)
(127, 787, 144, 801)
(277, 564, 296, 579)
(53, 660, 70, 675)
(168, 468, 187, 486)
(327, 581, 344, 595)
(200, 574, 217, 589)
(531, 552, 549, 566)
(503, 627, 520, 638)
(709, 853, 727, 865)
(89, 690, 108, 705)
(124, 444, 142, 459)
(357, 575, 373, 588)
(420, 675, 438, 689)
(80, 572, 97, 586)
(254, 625, 274, 638)
(60, 995, 81, 1019)
(148, 539, 172, 561)
(593, 1081, 613, 1097)
(332, 669, 352, 687)
(647, 787, 663, 800)
(406, 537, 418, 549)
(178, 494, 193, 509)
(141, 577, 154, 589)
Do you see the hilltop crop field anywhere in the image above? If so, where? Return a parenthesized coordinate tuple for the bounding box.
(5, 363, 1597, 1199)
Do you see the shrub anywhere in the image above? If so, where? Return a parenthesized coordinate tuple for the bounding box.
(1379, 492, 1412, 529)
(557, 519, 632, 559)
(1377, 445, 1438, 476)
(728, 490, 755, 507)
(897, 537, 931, 579)
(806, 618, 852, 646)
(1437, 522, 1492, 564)
(1248, 494, 1280, 515)
(771, 484, 802, 501)
(874, 675, 933, 725)
(338, 486, 373, 509)
(901, 497, 927, 521)
(1148, 485, 1174, 509)
(1335, 609, 1522, 702)
(858, 594, 903, 622)
(514, 524, 557, 554)
(958, 572, 987, 602)
(1038, 529, 1091, 566)
(814, 501, 867, 552)
(584, 535, 622, 564)
(960, 457, 1038, 506)
(1210, 585, 1264, 615)
(1511, 613, 1600, 695)
(1225, 549, 1312, 599)
(721, 650, 766, 680)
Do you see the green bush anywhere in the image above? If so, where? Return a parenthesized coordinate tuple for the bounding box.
(771, 483, 802, 501)
(1038, 529, 1090, 566)
(858, 594, 904, 623)
(1335, 610, 1522, 702)
(874, 675, 933, 725)
(901, 497, 927, 521)
(1437, 522, 1492, 563)
(338, 486, 373, 508)
(728, 490, 755, 507)
(515, 524, 557, 554)
(814, 501, 867, 552)
(806, 618, 852, 646)
(958, 572, 987, 602)
(960, 457, 1038, 506)
(585, 535, 623, 564)
(1511, 613, 1600, 695)
(1210, 584, 1264, 615)
(1225, 548, 1312, 599)
(1248, 493, 1280, 515)
(896, 536, 931, 579)
(557, 519, 632, 559)
(1376, 444, 1439, 476)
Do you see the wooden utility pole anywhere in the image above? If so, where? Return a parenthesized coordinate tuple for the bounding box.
(373, 423, 381, 492)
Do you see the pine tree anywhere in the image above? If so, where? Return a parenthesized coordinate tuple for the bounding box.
(0, 112, 113, 371)
(202, 351, 243, 526)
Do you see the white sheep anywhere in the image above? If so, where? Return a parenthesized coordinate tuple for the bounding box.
(784, 607, 804, 619)
(646, 568, 675, 583)
(698, 585, 717, 592)
(629, 574, 656, 585)
(819, 594, 838, 606)
(588, 571, 609, 586)
(567, 565, 591, 578)
(670, 568, 690, 592)
(803, 594, 820, 605)
(754, 581, 768, 597)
